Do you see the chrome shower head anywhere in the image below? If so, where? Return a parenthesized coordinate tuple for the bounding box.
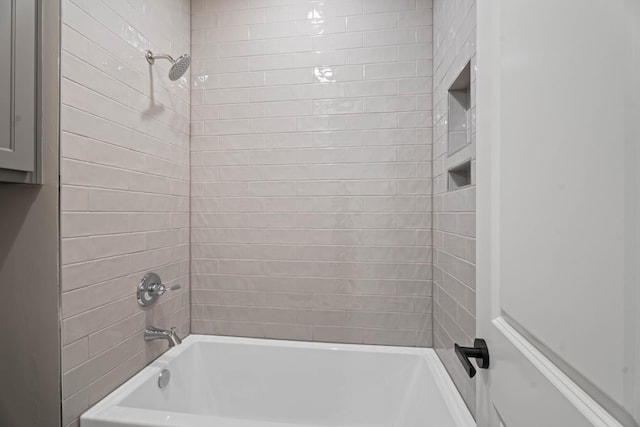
(145, 50, 191, 81)
(168, 54, 191, 81)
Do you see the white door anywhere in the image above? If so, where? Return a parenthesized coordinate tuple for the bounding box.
(475, 0, 640, 426)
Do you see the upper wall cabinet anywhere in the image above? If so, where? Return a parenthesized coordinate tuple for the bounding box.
(0, 0, 40, 184)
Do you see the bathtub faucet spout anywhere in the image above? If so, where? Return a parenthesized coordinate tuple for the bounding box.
(144, 326, 182, 348)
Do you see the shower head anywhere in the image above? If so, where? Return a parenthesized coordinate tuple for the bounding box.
(145, 50, 191, 81)
(168, 54, 191, 81)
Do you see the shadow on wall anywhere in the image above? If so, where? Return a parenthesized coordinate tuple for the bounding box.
(0, 183, 61, 427)
(141, 66, 166, 119)
(0, 185, 41, 263)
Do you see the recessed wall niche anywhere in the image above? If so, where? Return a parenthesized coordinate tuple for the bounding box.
(448, 160, 472, 190)
(447, 62, 471, 156)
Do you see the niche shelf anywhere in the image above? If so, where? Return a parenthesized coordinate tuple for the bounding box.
(447, 62, 471, 157)
(448, 160, 472, 190)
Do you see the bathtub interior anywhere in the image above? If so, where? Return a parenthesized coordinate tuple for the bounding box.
(108, 337, 471, 427)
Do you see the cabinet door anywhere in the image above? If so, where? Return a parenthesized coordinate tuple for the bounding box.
(0, 0, 38, 176)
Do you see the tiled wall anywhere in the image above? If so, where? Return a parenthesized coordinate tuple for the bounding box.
(432, 0, 477, 416)
(190, 0, 434, 346)
(59, 0, 190, 425)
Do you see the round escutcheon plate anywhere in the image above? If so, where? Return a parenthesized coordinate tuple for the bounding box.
(137, 272, 162, 307)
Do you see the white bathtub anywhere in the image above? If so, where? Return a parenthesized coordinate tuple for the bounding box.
(81, 335, 475, 427)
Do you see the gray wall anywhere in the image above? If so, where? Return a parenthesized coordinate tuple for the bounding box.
(432, 0, 477, 417)
(0, 1, 61, 425)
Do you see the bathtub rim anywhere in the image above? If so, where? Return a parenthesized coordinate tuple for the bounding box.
(80, 334, 475, 427)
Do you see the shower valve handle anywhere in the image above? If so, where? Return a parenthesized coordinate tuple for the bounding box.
(151, 283, 181, 296)
(455, 338, 490, 378)
(137, 272, 181, 307)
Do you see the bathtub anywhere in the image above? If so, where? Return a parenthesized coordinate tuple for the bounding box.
(81, 335, 475, 427)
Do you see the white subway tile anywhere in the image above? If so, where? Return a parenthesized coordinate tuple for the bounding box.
(218, 103, 266, 120)
(313, 98, 363, 115)
(204, 88, 249, 104)
(399, 43, 433, 61)
(346, 46, 398, 64)
(399, 111, 432, 128)
(296, 17, 347, 36)
(265, 68, 313, 85)
(219, 40, 265, 57)
(265, 36, 312, 54)
(346, 12, 397, 32)
(313, 65, 364, 83)
(251, 117, 298, 133)
(60, 159, 130, 190)
(313, 33, 363, 51)
(365, 61, 417, 79)
(314, 130, 363, 147)
(364, 95, 416, 113)
(220, 8, 266, 26)
(264, 133, 313, 149)
(205, 26, 250, 42)
(265, 4, 315, 22)
(364, 0, 417, 14)
(264, 101, 313, 117)
(204, 119, 251, 135)
(346, 79, 397, 97)
(316, 0, 364, 17)
(417, 59, 434, 76)
(363, 28, 418, 47)
(297, 115, 349, 131)
(417, 25, 433, 43)
(347, 113, 398, 130)
(399, 77, 433, 94)
(219, 71, 265, 88)
(251, 21, 298, 39)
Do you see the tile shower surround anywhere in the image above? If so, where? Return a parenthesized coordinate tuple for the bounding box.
(53, 0, 469, 424)
(432, 0, 477, 416)
(190, 0, 435, 346)
(59, 0, 191, 425)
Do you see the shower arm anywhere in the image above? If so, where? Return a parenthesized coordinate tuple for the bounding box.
(145, 50, 174, 65)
